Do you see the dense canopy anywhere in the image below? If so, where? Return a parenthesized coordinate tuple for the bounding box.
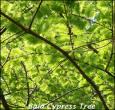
(0, 0, 114, 110)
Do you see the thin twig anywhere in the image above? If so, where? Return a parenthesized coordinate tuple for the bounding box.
(72, 38, 111, 52)
(105, 47, 113, 71)
(78, 60, 114, 78)
(0, 27, 7, 35)
(1, 48, 12, 68)
(29, 0, 43, 29)
(1, 31, 23, 43)
(20, 61, 30, 106)
(47, 58, 67, 74)
(63, 1, 75, 59)
(0, 88, 10, 110)
(5, 32, 25, 45)
(1, 76, 11, 94)
(74, 41, 111, 53)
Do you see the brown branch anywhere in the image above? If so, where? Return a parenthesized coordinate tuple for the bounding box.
(1, 48, 12, 68)
(96, 41, 111, 50)
(105, 48, 113, 71)
(20, 61, 30, 106)
(112, 0, 115, 55)
(63, 2, 75, 58)
(47, 58, 67, 74)
(1, 31, 23, 43)
(29, 0, 43, 29)
(5, 32, 25, 45)
(87, 44, 98, 54)
(73, 38, 111, 52)
(78, 60, 114, 78)
(65, 40, 111, 55)
(1, 76, 11, 94)
(0, 88, 10, 110)
(0, 27, 7, 35)
(81, 41, 111, 53)
(22, 6, 33, 15)
(0, 11, 109, 110)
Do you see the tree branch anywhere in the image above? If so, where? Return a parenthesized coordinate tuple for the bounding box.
(20, 61, 30, 106)
(0, 11, 109, 110)
(105, 48, 113, 71)
(47, 58, 67, 74)
(0, 27, 7, 35)
(63, 2, 75, 58)
(29, 0, 43, 29)
(1, 31, 23, 43)
(73, 38, 111, 52)
(1, 48, 12, 68)
(78, 59, 114, 78)
(5, 32, 25, 45)
(0, 88, 10, 110)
